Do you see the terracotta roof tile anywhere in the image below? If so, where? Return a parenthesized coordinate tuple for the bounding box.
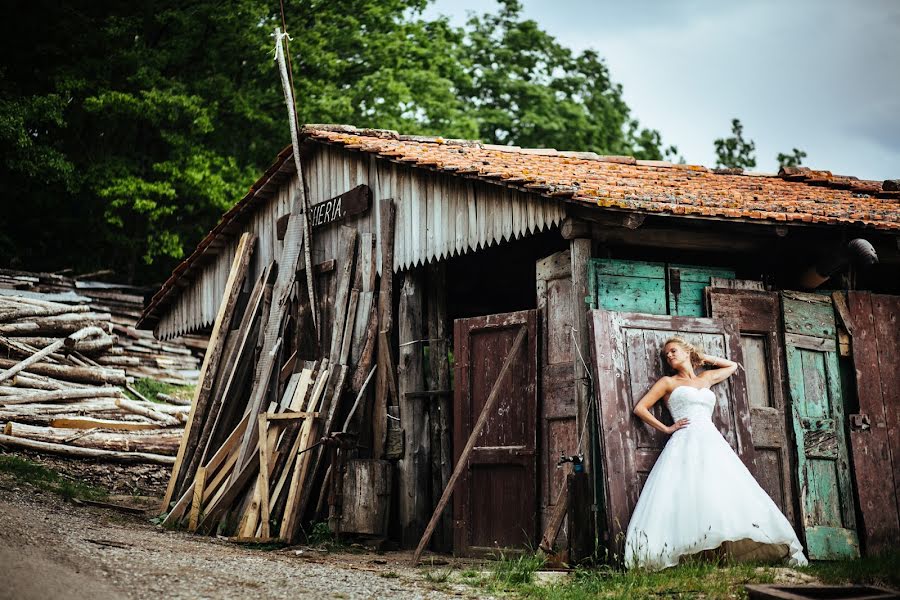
(301, 125, 897, 231)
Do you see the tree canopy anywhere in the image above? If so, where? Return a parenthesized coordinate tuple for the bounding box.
(1, 0, 673, 283)
(714, 118, 757, 169)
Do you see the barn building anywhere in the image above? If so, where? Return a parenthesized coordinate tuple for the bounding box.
(139, 124, 900, 561)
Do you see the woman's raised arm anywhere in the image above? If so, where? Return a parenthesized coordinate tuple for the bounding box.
(700, 354, 738, 385)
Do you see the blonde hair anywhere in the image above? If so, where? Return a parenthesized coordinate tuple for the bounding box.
(663, 337, 704, 372)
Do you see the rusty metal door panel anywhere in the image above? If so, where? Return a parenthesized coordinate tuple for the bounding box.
(536, 250, 577, 545)
(709, 289, 798, 529)
(453, 309, 538, 556)
(589, 310, 754, 555)
(847, 292, 900, 556)
(782, 291, 858, 560)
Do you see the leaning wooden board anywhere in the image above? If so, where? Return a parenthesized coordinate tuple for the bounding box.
(846, 291, 900, 556)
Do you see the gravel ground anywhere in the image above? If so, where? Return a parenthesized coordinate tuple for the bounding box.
(0, 472, 494, 600)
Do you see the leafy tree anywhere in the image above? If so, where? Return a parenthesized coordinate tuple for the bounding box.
(0, 0, 675, 283)
(777, 148, 807, 169)
(714, 118, 757, 169)
(0, 0, 279, 281)
(458, 0, 673, 159)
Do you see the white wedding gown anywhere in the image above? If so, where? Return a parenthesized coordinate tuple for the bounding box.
(624, 385, 808, 570)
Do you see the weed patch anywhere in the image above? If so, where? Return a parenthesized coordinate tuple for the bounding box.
(128, 378, 194, 403)
(799, 549, 900, 589)
(0, 454, 107, 501)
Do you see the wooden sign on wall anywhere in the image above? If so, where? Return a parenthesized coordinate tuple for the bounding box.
(309, 184, 371, 229)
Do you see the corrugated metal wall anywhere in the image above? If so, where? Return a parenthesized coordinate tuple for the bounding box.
(154, 144, 564, 339)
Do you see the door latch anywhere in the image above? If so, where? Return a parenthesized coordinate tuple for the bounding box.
(849, 413, 870, 431)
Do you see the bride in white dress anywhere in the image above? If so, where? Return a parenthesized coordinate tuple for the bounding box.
(624, 337, 808, 571)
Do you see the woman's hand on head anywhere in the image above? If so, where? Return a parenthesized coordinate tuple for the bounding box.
(666, 418, 690, 435)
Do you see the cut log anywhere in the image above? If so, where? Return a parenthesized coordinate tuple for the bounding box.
(49, 417, 164, 431)
(0, 313, 112, 336)
(8, 373, 68, 391)
(156, 392, 191, 406)
(0, 358, 126, 386)
(0, 433, 175, 465)
(0, 302, 90, 323)
(114, 398, 182, 427)
(340, 459, 392, 536)
(0, 387, 124, 405)
(0, 335, 59, 364)
(4, 422, 181, 455)
(0, 326, 106, 384)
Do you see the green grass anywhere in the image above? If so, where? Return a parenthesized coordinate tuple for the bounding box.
(477, 552, 547, 593)
(128, 378, 195, 403)
(468, 551, 900, 600)
(301, 520, 356, 552)
(799, 550, 900, 589)
(0, 454, 108, 501)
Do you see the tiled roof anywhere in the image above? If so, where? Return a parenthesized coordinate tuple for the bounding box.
(304, 124, 900, 230)
(137, 124, 899, 329)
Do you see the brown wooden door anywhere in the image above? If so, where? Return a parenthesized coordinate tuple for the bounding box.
(536, 250, 578, 546)
(453, 309, 539, 556)
(847, 292, 900, 555)
(589, 310, 755, 554)
(708, 288, 798, 528)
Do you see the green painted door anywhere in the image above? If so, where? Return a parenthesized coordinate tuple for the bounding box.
(587, 259, 734, 316)
(782, 291, 859, 560)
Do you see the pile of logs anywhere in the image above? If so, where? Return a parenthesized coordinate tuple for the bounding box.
(0, 295, 186, 464)
(0, 268, 205, 385)
(161, 204, 391, 543)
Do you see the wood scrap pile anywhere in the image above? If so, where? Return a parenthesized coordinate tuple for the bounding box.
(0, 268, 206, 384)
(0, 295, 186, 464)
(161, 208, 391, 543)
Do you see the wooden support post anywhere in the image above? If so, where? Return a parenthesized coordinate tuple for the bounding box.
(398, 267, 427, 548)
(569, 235, 594, 541)
(373, 200, 395, 459)
(412, 326, 528, 565)
(426, 261, 452, 552)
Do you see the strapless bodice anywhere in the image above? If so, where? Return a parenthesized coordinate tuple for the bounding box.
(667, 386, 715, 422)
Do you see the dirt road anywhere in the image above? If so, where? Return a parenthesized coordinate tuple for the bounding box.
(0, 478, 484, 600)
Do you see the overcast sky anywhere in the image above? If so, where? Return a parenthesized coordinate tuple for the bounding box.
(425, 0, 900, 181)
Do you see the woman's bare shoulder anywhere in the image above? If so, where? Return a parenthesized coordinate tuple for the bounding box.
(655, 376, 676, 393)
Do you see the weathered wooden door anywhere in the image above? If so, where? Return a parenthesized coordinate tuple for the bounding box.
(453, 310, 539, 556)
(846, 292, 900, 555)
(535, 250, 578, 546)
(782, 291, 858, 559)
(590, 310, 754, 554)
(708, 288, 798, 528)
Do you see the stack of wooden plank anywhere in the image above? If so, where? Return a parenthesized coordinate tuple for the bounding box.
(0, 268, 205, 384)
(161, 211, 388, 543)
(0, 298, 187, 465)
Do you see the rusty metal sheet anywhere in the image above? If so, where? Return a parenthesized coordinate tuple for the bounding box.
(847, 291, 900, 556)
(452, 309, 539, 556)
